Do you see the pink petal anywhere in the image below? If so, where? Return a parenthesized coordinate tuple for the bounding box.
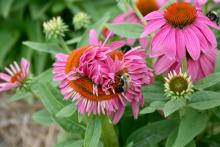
(164, 28, 176, 59)
(194, 21, 217, 48)
(183, 27, 201, 60)
(0, 73, 11, 82)
(143, 11, 164, 21)
(113, 105, 125, 124)
(200, 54, 215, 75)
(107, 40, 126, 51)
(187, 58, 200, 81)
(141, 19, 166, 37)
(175, 29, 185, 61)
(139, 37, 148, 49)
(21, 58, 30, 77)
(154, 55, 175, 74)
(89, 29, 100, 45)
(131, 101, 139, 119)
(0, 83, 17, 92)
(127, 38, 136, 46)
(150, 24, 171, 57)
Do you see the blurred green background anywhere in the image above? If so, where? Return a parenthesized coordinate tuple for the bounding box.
(0, 0, 120, 75)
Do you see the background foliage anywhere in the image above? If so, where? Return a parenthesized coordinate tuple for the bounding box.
(1, 0, 220, 147)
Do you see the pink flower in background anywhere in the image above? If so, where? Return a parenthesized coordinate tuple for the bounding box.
(185, 0, 220, 7)
(53, 29, 153, 123)
(0, 58, 30, 92)
(142, 2, 220, 81)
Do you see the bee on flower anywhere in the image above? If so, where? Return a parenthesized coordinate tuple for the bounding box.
(0, 58, 30, 92)
(53, 29, 153, 123)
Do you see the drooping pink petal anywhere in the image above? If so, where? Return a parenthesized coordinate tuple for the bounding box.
(150, 24, 172, 57)
(112, 105, 125, 124)
(131, 101, 139, 119)
(194, 21, 217, 48)
(143, 11, 164, 21)
(154, 55, 176, 74)
(164, 28, 176, 59)
(187, 58, 200, 81)
(141, 18, 166, 37)
(183, 27, 201, 60)
(175, 29, 185, 61)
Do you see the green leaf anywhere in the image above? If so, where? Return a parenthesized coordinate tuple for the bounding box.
(32, 109, 53, 125)
(77, 14, 110, 48)
(55, 139, 83, 147)
(0, 30, 19, 67)
(0, 0, 14, 18)
(194, 72, 220, 90)
(100, 116, 119, 147)
(9, 91, 32, 102)
(84, 116, 102, 147)
(126, 119, 178, 147)
(173, 108, 208, 147)
(56, 103, 77, 118)
(107, 23, 144, 39)
(165, 130, 178, 147)
(140, 101, 165, 114)
(189, 91, 220, 110)
(32, 83, 85, 134)
(142, 82, 167, 103)
(22, 41, 63, 54)
(162, 99, 185, 117)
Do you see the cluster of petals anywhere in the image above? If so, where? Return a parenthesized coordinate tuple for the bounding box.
(142, 2, 219, 81)
(53, 29, 153, 123)
(0, 58, 30, 92)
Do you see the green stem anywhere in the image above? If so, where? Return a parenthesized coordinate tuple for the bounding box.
(130, 1, 146, 25)
(100, 116, 119, 147)
(59, 37, 71, 53)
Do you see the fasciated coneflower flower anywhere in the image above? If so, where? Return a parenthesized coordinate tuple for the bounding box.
(53, 29, 153, 123)
(0, 58, 30, 92)
(164, 70, 193, 100)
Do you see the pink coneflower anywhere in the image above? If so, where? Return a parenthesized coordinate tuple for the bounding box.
(142, 2, 219, 81)
(53, 29, 153, 123)
(0, 58, 30, 92)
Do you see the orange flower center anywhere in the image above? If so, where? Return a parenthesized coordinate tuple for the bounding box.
(10, 72, 22, 83)
(164, 2, 196, 28)
(65, 46, 127, 101)
(136, 0, 159, 16)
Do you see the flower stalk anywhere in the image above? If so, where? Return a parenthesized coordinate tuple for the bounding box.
(100, 116, 119, 147)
